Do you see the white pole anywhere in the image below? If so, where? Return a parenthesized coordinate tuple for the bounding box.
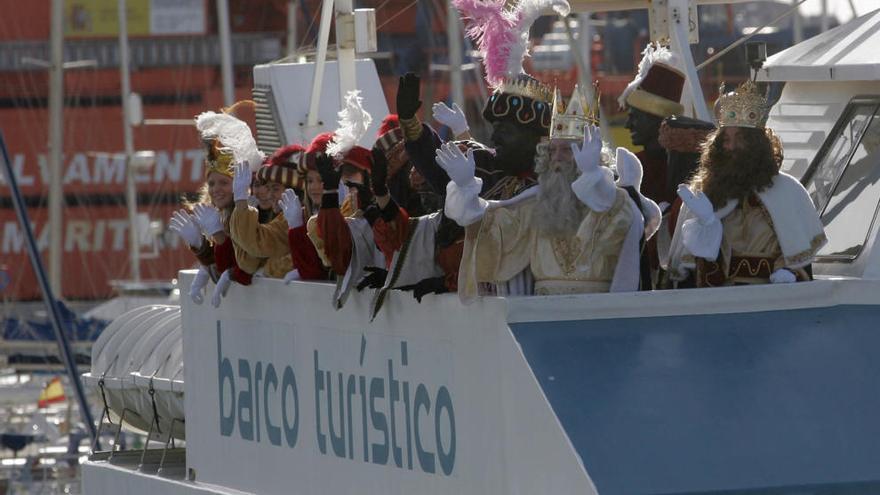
(820, 0, 829, 32)
(668, 0, 711, 121)
(287, 0, 298, 57)
(118, 0, 140, 282)
(336, 0, 356, 102)
(48, 0, 64, 296)
(306, 0, 335, 128)
(217, 0, 235, 107)
(792, 0, 803, 43)
(447, 1, 464, 110)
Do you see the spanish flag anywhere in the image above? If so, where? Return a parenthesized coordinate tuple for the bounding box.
(38, 377, 66, 408)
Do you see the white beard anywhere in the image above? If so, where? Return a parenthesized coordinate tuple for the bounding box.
(534, 157, 586, 238)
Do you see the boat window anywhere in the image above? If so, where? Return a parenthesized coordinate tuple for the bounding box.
(805, 98, 880, 260)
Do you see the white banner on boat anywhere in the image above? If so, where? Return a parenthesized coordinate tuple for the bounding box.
(181, 271, 596, 495)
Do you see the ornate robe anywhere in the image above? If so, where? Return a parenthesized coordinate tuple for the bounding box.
(458, 188, 636, 299)
(667, 172, 827, 286)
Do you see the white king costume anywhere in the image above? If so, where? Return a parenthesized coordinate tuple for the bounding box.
(443, 86, 660, 301)
(667, 81, 827, 286)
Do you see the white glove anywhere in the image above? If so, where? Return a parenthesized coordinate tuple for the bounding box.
(615, 146, 643, 189)
(211, 269, 232, 308)
(435, 142, 476, 187)
(570, 125, 603, 175)
(189, 266, 210, 305)
(677, 184, 716, 225)
(283, 269, 301, 285)
(769, 268, 797, 284)
(432, 102, 469, 136)
(278, 189, 304, 229)
(192, 203, 224, 237)
(232, 161, 251, 202)
(169, 209, 202, 248)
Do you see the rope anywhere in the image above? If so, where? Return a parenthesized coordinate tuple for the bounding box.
(376, 0, 420, 30)
(696, 0, 811, 72)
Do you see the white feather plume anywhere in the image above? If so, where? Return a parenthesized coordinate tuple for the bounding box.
(507, 0, 571, 78)
(327, 90, 373, 159)
(618, 42, 684, 109)
(195, 111, 264, 173)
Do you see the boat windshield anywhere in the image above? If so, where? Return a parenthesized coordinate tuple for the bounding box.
(802, 97, 880, 260)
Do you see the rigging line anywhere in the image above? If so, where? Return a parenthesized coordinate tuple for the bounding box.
(696, 0, 810, 72)
(375, 0, 394, 14)
(7, 19, 50, 169)
(78, 65, 118, 287)
(376, 0, 420, 30)
(298, 0, 322, 50)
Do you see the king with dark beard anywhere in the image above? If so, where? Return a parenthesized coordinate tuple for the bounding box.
(668, 81, 827, 287)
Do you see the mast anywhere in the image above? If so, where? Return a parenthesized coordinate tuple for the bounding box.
(336, 0, 356, 100)
(118, 0, 140, 282)
(217, 0, 235, 107)
(306, 0, 335, 130)
(791, 0, 803, 43)
(447, 0, 464, 110)
(48, 0, 64, 295)
(287, 0, 298, 57)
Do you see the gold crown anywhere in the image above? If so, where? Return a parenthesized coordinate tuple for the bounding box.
(204, 141, 235, 178)
(549, 83, 600, 141)
(715, 80, 769, 129)
(496, 75, 555, 104)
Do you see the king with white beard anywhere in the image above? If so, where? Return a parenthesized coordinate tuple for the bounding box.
(440, 86, 660, 301)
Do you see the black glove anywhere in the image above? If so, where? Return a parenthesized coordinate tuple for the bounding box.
(316, 153, 341, 209)
(362, 204, 382, 225)
(315, 152, 340, 190)
(371, 147, 389, 197)
(396, 73, 422, 120)
(356, 266, 388, 291)
(397, 276, 448, 303)
(345, 176, 374, 212)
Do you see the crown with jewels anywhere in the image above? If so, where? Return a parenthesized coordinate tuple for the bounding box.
(549, 83, 600, 141)
(497, 76, 555, 106)
(715, 80, 770, 129)
(484, 74, 556, 134)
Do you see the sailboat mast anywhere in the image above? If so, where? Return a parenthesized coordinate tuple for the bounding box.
(118, 0, 140, 282)
(447, 1, 464, 109)
(217, 0, 235, 107)
(48, 0, 64, 295)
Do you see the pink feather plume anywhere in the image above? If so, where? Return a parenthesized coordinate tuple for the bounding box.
(452, 0, 570, 88)
(452, 0, 516, 87)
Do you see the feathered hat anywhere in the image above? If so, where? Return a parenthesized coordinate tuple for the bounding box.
(325, 90, 373, 173)
(195, 110, 265, 178)
(374, 114, 404, 154)
(256, 144, 306, 189)
(452, 0, 570, 135)
(619, 42, 686, 118)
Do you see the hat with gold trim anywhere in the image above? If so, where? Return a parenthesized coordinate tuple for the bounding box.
(195, 108, 264, 178)
(452, 0, 571, 136)
(257, 144, 306, 189)
(619, 42, 685, 118)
